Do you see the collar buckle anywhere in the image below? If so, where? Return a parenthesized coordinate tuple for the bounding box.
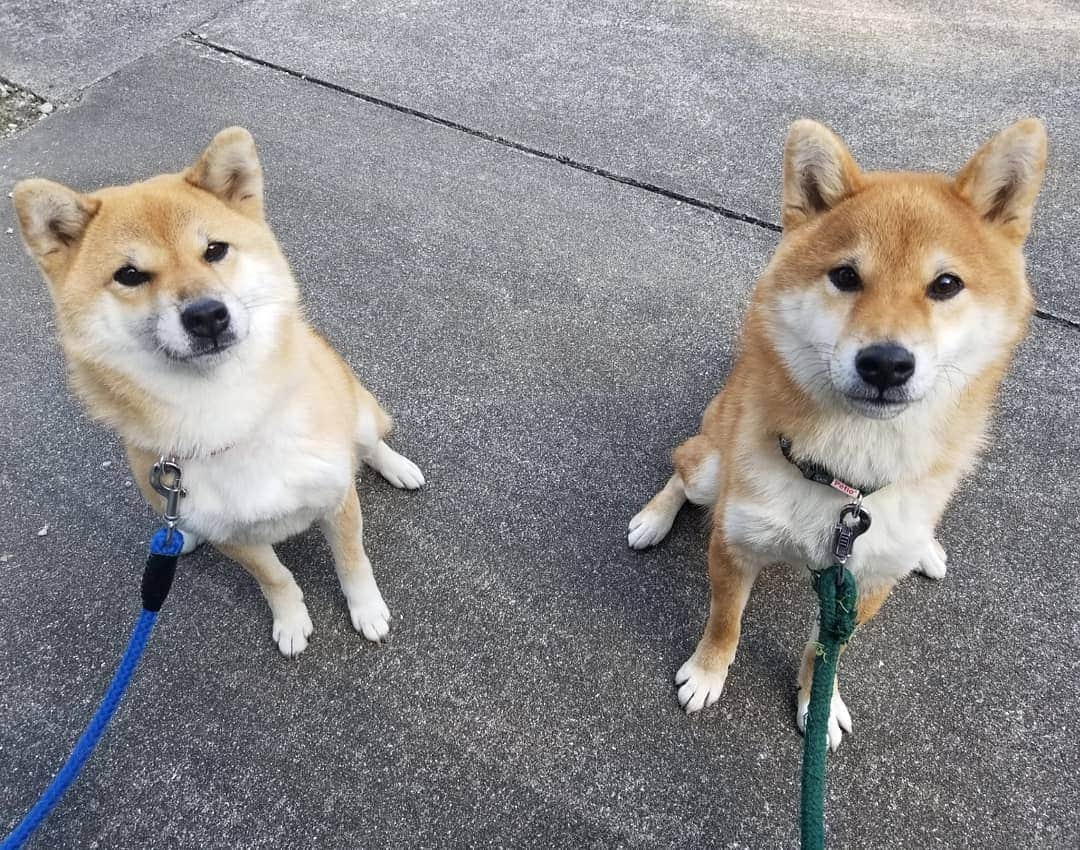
(832, 503, 871, 564)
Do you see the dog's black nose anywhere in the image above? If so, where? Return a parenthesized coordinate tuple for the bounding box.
(181, 298, 230, 339)
(855, 343, 916, 390)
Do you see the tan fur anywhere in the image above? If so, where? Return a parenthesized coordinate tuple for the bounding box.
(632, 119, 1047, 741)
(13, 127, 420, 656)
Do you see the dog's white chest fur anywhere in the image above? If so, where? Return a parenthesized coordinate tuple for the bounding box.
(724, 477, 939, 586)
(724, 418, 958, 587)
(177, 407, 353, 546)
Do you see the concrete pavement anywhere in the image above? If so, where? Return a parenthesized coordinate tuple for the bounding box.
(0, 6, 1077, 849)
(200, 0, 1080, 321)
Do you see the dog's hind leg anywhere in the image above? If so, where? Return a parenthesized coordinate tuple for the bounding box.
(628, 474, 685, 549)
(178, 527, 204, 555)
(915, 538, 948, 579)
(216, 542, 313, 658)
(367, 440, 425, 490)
(353, 385, 425, 490)
(628, 434, 720, 549)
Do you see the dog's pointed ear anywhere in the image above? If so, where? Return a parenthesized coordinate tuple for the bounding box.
(955, 118, 1047, 243)
(12, 178, 100, 276)
(781, 120, 863, 229)
(185, 126, 264, 219)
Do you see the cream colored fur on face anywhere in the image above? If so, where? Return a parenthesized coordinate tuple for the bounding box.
(629, 118, 1046, 750)
(13, 127, 425, 657)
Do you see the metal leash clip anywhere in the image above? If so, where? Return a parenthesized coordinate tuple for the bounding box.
(832, 500, 871, 579)
(149, 456, 186, 544)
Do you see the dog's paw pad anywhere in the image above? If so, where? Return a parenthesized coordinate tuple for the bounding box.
(797, 687, 852, 752)
(675, 655, 728, 714)
(628, 506, 676, 549)
(272, 604, 314, 658)
(349, 596, 392, 643)
(916, 538, 948, 579)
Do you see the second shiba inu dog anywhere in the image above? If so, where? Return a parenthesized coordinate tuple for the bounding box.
(629, 119, 1046, 748)
(14, 127, 425, 657)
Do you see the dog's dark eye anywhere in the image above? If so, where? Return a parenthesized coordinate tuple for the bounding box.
(204, 242, 229, 263)
(113, 265, 151, 287)
(928, 273, 964, 301)
(828, 265, 862, 292)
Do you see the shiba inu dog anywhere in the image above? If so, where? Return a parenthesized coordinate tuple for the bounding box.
(629, 119, 1046, 748)
(13, 127, 425, 657)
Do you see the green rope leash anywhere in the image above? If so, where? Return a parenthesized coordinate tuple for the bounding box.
(800, 563, 859, 850)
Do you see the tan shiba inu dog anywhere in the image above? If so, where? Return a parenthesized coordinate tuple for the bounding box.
(13, 127, 425, 657)
(629, 119, 1046, 748)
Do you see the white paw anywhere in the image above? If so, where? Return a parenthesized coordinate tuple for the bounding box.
(349, 591, 392, 642)
(916, 538, 948, 579)
(179, 529, 204, 555)
(272, 603, 314, 658)
(675, 654, 729, 713)
(797, 686, 852, 752)
(371, 443, 425, 490)
(628, 505, 676, 549)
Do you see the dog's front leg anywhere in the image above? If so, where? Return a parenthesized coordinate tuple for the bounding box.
(320, 487, 392, 642)
(795, 581, 893, 750)
(676, 530, 761, 713)
(217, 542, 313, 658)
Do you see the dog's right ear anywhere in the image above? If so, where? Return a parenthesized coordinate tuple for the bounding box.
(185, 126, 264, 220)
(781, 120, 863, 229)
(12, 178, 100, 278)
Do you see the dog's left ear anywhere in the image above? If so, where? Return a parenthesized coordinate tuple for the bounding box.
(185, 126, 264, 219)
(780, 120, 863, 229)
(955, 119, 1047, 243)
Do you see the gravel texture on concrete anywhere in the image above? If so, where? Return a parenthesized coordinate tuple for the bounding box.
(0, 78, 47, 141)
(0, 36, 1077, 850)
(197, 0, 1080, 322)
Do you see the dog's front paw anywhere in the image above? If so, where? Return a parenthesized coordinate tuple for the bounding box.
(272, 603, 314, 658)
(915, 538, 948, 579)
(348, 590, 392, 642)
(675, 653, 729, 714)
(796, 685, 852, 752)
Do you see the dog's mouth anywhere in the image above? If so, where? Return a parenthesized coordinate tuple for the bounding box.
(160, 334, 240, 364)
(842, 391, 912, 419)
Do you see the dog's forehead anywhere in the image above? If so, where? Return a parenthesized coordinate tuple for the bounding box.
(825, 179, 988, 271)
(89, 177, 221, 243)
(854, 180, 974, 242)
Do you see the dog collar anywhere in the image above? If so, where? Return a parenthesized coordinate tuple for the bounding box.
(778, 436, 878, 499)
(160, 443, 235, 462)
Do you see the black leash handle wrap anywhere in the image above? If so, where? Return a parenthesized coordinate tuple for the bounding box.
(141, 528, 183, 612)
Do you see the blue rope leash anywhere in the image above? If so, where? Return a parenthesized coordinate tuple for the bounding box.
(1, 528, 183, 850)
(1, 610, 158, 850)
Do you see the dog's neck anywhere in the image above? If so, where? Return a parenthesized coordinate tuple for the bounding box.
(67, 319, 303, 459)
(773, 404, 963, 491)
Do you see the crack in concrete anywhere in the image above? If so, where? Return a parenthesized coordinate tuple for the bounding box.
(185, 33, 1077, 333)
(1033, 308, 1080, 330)
(184, 34, 782, 232)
